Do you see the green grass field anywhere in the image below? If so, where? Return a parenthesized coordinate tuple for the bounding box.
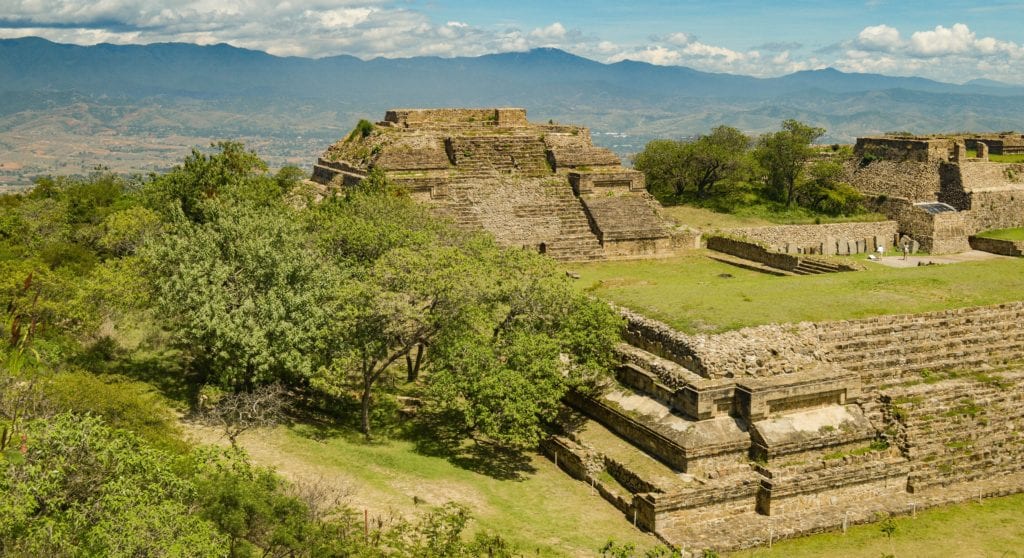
(206, 424, 659, 557)
(662, 204, 888, 232)
(976, 227, 1024, 241)
(967, 148, 1024, 164)
(729, 494, 1024, 557)
(569, 250, 1024, 333)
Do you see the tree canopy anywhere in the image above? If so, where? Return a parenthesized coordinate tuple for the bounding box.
(753, 119, 826, 206)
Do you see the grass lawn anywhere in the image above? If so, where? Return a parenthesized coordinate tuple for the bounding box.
(976, 227, 1024, 241)
(661, 204, 887, 232)
(967, 149, 1024, 164)
(206, 424, 660, 557)
(568, 250, 1024, 333)
(729, 494, 1024, 557)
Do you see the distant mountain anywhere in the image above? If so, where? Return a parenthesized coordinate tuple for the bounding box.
(5, 37, 1024, 105)
(2, 36, 1024, 186)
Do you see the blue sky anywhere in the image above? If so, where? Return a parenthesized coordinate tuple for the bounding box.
(2, 0, 1023, 83)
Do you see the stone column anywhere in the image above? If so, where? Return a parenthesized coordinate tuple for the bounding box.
(977, 141, 989, 161)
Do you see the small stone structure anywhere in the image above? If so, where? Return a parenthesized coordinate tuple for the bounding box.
(548, 303, 1024, 553)
(849, 134, 1024, 254)
(311, 108, 691, 261)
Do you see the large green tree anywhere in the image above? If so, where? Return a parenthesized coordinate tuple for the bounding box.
(754, 119, 826, 206)
(144, 202, 336, 389)
(633, 126, 749, 200)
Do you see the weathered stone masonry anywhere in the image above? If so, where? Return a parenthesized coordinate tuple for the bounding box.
(549, 303, 1024, 553)
(310, 108, 691, 261)
(849, 135, 1024, 254)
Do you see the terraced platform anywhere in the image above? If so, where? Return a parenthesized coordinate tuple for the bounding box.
(311, 108, 684, 261)
(547, 303, 1024, 554)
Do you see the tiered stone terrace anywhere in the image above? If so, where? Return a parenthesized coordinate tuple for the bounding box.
(546, 303, 1024, 554)
(311, 108, 685, 261)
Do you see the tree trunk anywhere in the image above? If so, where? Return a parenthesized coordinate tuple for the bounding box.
(361, 356, 373, 439)
(360, 381, 372, 439)
(406, 343, 424, 382)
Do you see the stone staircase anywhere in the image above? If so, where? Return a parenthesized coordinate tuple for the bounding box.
(791, 258, 849, 275)
(432, 176, 605, 262)
(447, 135, 551, 177)
(879, 370, 1024, 492)
(814, 303, 1024, 381)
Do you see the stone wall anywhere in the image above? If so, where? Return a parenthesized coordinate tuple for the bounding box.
(705, 236, 801, 270)
(968, 235, 1024, 256)
(854, 137, 951, 163)
(569, 170, 644, 195)
(846, 159, 942, 201)
(870, 196, 971, 254)
(557, 302, 1024, 553)
(728, 221, 899, 254)
(383, 108, 527, 128)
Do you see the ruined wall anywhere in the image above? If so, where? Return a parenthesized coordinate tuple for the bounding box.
(313, 108, 680, 262)
(968, 235, 1024, 256)
(870, 196, 970, 254)
(854, 137, 951, 163)
(383, 108, 527, 128)
(729, 222, 899, 253)
(563, 303, 1024, 553)
(847, 160, 942, 201)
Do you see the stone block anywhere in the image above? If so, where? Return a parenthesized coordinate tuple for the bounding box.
(823, 237, 836, 256)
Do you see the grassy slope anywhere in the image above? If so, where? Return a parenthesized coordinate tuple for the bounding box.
(661, 204, 888, 232)
(191, 424, 659, 557)
(729, 494, 1024, 557)
(977, 227, 1024, 241)
(569, 251, 1024, 333)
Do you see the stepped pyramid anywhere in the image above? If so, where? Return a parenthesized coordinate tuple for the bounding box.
(311, 108, 691, 261)
(545, 303, 1024, 552)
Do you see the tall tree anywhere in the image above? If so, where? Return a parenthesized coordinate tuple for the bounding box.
(632, 140, 690, 199)
(144, 202, 335, 389)
(633, 127, 749, 201)
(754, 119, 825, 206)
(684, 125, 750, 198)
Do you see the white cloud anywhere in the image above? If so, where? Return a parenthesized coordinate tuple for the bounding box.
(665, 32, 690, 46)
(836, 22, 1024, 83)
(857, 24, 902, 51)
(529, 22, 566, 41)
(908, 23, 975, 56)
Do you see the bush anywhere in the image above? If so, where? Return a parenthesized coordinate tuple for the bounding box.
(42, 370, 189, 453)
(347, 119, 375, 142)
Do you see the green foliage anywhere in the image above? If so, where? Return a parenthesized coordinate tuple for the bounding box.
(754, 119, 826, 206)
(601, 538, 683, 557)
(633, 126, 749, 201)
(141, 141, 272, 223)
(798, 160, 864, 216)
(975, 227, 1024, 241)
(42, 370, 188, 453)
(143, 201, 336, 388)
(0, 413, 228, 557)
(425, 245, 622, 448)
(347, 119, 376, 142)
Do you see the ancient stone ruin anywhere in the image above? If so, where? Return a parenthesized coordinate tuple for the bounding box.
(849, 134, 1024, 254)
(311, 108, 692, 261)
(547, 303, 1024, 553)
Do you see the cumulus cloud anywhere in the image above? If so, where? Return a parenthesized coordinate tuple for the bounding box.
(529, 22, 566, 41)
(836, 22, 1024, 83)
(856, 24, 902, 51)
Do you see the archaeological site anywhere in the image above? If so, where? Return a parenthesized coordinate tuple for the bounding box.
(311, 108, 695, 261)
(314, 113, 1024, 554)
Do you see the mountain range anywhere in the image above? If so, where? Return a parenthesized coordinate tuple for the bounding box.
(2, 37, 1024, 187)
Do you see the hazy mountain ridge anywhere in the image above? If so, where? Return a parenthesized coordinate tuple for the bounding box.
(2, 37, 1024, 188)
